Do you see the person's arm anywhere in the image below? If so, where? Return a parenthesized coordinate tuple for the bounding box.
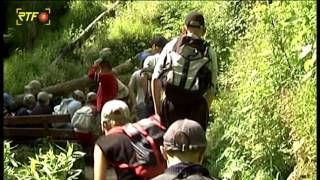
(205, 48, 218, 107)
(88, 64, 99, 81)
(128, 73, 137, 111)
(151, 78, 162, 117)
(94, 144, 108, 180)
(116, 78, 129, 99)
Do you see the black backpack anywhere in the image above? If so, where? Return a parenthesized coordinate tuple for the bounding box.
(152, 164, 217, 180)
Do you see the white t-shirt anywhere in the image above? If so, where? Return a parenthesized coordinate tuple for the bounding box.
(129, 70, 145, 105)
(143, 53, 160, 69)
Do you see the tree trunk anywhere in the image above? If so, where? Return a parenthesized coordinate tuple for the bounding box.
(14, 48, 139, 108)
(52, 1, 121, 65)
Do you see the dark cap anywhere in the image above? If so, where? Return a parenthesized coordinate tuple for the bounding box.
(150, 35, 168, 48)
(185, 11, 205, 28)
(164, 119, 206, 152)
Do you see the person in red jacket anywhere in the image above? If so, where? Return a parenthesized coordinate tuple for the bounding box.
(88, 52, 118, 113)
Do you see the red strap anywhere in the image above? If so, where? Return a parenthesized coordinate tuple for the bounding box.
(148, 115, 166, 130)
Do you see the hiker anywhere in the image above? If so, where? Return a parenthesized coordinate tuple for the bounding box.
(53, 90, 85, 117)
(94, 100, 166, 180)
(115, 78, 130, 104)
(88, 48, 118, 113)
(15, 93, 36, 116)
(31, 91, 52, 115)
(3, 91, 15, 116)
(151, 11, 218, 130)
(143, 36, 168, 70)
(72, 92, 100, 146)
(22, 79, 58, 112)
(129, 35, 168, 121)
(24, 80, 42, 98)
(52, 90, 85, 128)
(152, 119, 218, 180)
(136, 35, 166, 69)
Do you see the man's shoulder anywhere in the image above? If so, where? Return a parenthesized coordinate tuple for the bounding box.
(96, 132, 133, 153)
(165, 38, 179, 49)
(132, 69, 142, 77)
(98, 132, 131, 144)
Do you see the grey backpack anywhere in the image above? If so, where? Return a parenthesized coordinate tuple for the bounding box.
(160, 36, 213, 101)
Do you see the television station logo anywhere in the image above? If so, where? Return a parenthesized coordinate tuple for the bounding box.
(16, 8, 51, 26)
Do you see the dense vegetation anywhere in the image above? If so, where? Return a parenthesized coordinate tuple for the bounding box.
(4, 139, 85, 179)
(4, 1, 316, 179)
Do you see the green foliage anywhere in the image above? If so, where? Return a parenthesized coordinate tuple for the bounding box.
(207, 1, 316, 179)
(4, 139, 85, 180)
(4, 1, 316, 179)
(277, 78, 316, 179)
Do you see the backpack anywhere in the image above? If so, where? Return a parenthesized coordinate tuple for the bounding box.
(53, 98, 73, 115)
(107, 115, 167, 179)
(140, 67, 155, 113)
(71, 105, 97, 133)
(159, 36, 213, 102)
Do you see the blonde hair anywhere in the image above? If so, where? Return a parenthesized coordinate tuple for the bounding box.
(101, 100, 130, 126)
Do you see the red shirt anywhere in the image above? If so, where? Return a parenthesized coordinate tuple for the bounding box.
(88, 65, 118, 112)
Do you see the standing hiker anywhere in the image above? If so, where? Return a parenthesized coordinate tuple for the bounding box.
(129, 36, 168, 121)
(151, 11, 218, 131)
(88, 49, 119, 113)
(152, 119, 218, 180)
(93, 100, 166, 180)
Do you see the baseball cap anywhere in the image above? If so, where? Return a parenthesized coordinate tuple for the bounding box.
(101, 100, 130, 124)
(25, 80, 41, 90)
(185, 11, 205, 28)
(164, 119, 206, 152)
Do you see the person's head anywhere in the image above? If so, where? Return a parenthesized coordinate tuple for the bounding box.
(161, 119, 207, 166)
(182, 11, 206, 38)
(23, 93, 36, 109)
(37, 91, 51, 106)
(100, 100, 131, 133)
(99, 57, 113, 72)
(86, 92, 97, 105)
(25, 80, 42, 96)
(98, 48, 113, 71)
(150, 35, 168, 54)
(72, 90, 85, 105)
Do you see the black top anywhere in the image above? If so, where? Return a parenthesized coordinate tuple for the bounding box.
(96, 133, 140, 180)
(16, 107, 32, 116)
(30, 104, 52, 115)
(153, 162, 217, 180)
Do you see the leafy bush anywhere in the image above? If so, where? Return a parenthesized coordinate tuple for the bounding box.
(4, 140, 85, 180)
(3, 1, 316, 179)
(207, 1, 316, 179)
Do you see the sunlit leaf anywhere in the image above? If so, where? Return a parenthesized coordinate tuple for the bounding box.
(299, 44, 312, 60)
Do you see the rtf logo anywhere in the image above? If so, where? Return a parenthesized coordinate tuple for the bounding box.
(16, 8, 51, 26)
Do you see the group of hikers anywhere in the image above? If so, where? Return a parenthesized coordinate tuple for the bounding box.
(4, 11, 219, 180)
